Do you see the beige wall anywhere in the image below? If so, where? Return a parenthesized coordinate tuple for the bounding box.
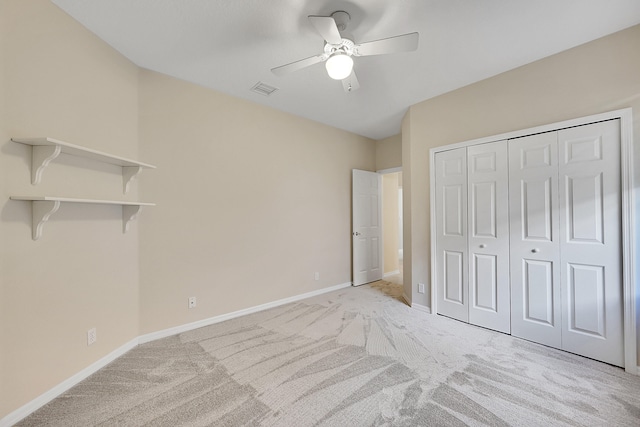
(376, 134, 401, 171)
(0, 0, 376, 420)
(0, 0, 141, 418)
(137, 71, 376, 334)
(382, 173, 400, 274)
(403, 24, 640, 359)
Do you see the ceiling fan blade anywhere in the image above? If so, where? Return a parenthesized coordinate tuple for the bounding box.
(355, 32, 419, 56)
(308, 15, 343, 45)
(271, 55, 324, 76)
(342, 71, 360, 93)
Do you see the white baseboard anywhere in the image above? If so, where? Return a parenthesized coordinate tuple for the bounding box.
(0, 338, 138, 427)
(1, 282, 352, 426)
(412, 302, 431, 314)
(396, 293, 431, 314)
(383, 270, 400, 278)
(139, 281, 352, 344)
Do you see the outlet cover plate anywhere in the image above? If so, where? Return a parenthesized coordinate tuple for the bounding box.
(87, 328, 97, 346)
(188, 297, 196, 309)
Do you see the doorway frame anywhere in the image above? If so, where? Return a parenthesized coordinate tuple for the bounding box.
(428, 108, 637, 373)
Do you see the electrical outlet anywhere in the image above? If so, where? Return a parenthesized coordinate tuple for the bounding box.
(87, 328, 97, 346)
(314, 272, 320, 281)
(188, 297, 196, 309)
(418, 283, 425, 294)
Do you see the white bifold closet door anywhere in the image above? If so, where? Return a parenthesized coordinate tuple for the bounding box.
(509, 120, 623, 366)
(435, 119, 624, 367)
(468, 141, 510, 333)
(435, 148, 469, 322)
(435, 140, 511, 333)
(509, 131, 562, 348)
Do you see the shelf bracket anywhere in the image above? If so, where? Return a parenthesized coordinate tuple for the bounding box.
(32, 145, 62, 185)
(122, 166, 143, 194)
(122, 204, 143, 233)
(32, 200, 61, 240)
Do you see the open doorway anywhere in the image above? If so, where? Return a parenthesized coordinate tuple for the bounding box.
(382, 171, 402, 285)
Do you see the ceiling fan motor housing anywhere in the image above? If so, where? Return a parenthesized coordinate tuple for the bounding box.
(324, 38, 355, 56)
(331, 11, 351, 32)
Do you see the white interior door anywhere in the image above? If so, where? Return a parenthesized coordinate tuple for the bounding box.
(467, 140, 511, 333)
(435, 148, 469, 322)
(352, 169, 383, 286)
(509, 131, 562, 349)
(558, 120, 623, 366)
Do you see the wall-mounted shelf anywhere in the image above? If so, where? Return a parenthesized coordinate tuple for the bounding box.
(10, 196, 155, 240)
(11, 137, 156, 194)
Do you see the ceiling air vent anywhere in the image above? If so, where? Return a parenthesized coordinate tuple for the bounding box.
(250, 82, 278, 96)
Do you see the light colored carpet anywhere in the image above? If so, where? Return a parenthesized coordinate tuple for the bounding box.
(17, 281, 640, 426)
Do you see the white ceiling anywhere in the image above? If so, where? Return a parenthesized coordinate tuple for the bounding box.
(51, 0, 640, 140)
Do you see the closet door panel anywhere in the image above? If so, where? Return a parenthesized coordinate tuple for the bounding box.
(558, 120, 623, 367)
(435, 148, 469, 322)
(522, 177, 554, 241)
(473, 253, 498, 310)
(509, 132, 562, 348)
(567, 264, 605, 335)
(468, 140, 510, 333)
(444, 250, 465, 304)
(523, 259, 555, 325)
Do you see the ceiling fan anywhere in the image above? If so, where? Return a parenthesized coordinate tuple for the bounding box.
(271, 11, 419, 92)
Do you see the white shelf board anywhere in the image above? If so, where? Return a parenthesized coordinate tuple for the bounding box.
(12, 137, 156, 168)
(12, 137, 156, 193)
(10, 196, 155, 206)
(10, 196, 155, 240)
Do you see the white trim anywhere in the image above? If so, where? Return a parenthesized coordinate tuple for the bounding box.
(429, 146, 437, 313)
(383, 270, 400, 278)
(377, 166, 402, 174)
(0, 282, 353, 426)
(429, 109, 632, 154)
(139, 281, 352, 344)
(0, 338, 138, 427)
(619, 109, 637, 373)
(411, 302, 432, 314)
(428, 108, 637, 374)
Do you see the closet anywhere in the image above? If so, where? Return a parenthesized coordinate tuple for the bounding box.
(433, 118, 625, 367)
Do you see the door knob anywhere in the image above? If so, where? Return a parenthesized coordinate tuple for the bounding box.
(531, 248, 540, 253)
(479, 244, 486, 248)
(353, 232, 361, 236)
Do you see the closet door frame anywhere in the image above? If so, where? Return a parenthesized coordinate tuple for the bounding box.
(428, 108, 637, 373)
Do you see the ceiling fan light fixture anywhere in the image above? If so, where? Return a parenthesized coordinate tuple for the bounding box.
(325, 53, 353, 80)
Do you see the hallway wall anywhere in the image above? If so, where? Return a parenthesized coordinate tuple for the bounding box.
(382, 173, 400, 275)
